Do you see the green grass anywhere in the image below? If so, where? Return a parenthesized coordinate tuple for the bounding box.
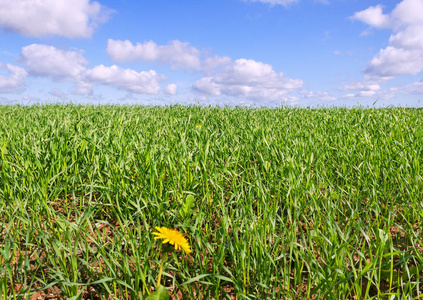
(0, 104, 422, 299)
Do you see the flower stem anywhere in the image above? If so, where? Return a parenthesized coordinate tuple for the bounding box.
(156, 252, 167, 288)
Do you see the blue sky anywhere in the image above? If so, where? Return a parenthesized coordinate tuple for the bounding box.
(0, 0, 422, 107)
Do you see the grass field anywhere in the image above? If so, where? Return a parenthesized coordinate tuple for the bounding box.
(0, 104, 422, 299)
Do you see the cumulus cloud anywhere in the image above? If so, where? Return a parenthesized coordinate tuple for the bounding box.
(193, 59, 302, 104)
(300, 90, 336, 102)
(201, 55, 232, 74)
(339, 82, 381, 92)
(86, 65, 164, 94)
(378, 78, 423, 97)
(391, 0, 423, 27)
(346, 77, 423, 100)
(0, 63, 28, 93)
(0, 0, 113, 38)
(19, 44, 166, 95)
(341, 90, 377, 99)
(21, 44, 88, 80)
(359, 90, 377, 97)
(351, 5, 390, 28)
(107, 39, 231, 72)
(107, 39, 201, 70)
(193, 78, 221, 96)
(20, 44, 92, 94)
(367, 44, 423, 77)
(73, 81, 93, 95)
(352, 0, 423, 77)
(243, 0, 299, 7)
(338, 80, 383, 99)
(164, 84, 178, 95)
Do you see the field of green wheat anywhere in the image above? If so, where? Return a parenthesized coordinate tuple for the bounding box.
(0, 104, 422, 299)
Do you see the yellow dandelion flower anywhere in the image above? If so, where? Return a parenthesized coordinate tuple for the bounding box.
(196, 124, 202, 129)
(152, 227, 192, 254)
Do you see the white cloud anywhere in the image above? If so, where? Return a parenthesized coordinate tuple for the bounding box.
(367, 45, 423, 76)
(193, 77, 222, 96)
(21, 44, 88, 80)
(72, 81, 93, 95)
(0, 0, 112, 38)
(348, 77, 423, 101)
(341, 81, 415, 101)
(391, 0, 423, 27)
(107, 39, 231, 72)
(359, 90, 376, 97)
(164, 84, 178, 95)
(351, 5, 390, 28)
(379, 78, 423, 97)
(343, 93, 356, 99)
(193, 58, 302, 104)
(86, 65, 165, 94)
(338, 79, 386, 99)
(243, 0, 299, 7)
(352, 0, 423, 77)
(339, 82, 381, 92)
(19, 44, 166, 95)
(107, 39, 201, 70)
(0, 63, 27, 93)
(341, 90, 377, 99)
(300, 90, 336, 102)
(201, 55, 232, 74)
